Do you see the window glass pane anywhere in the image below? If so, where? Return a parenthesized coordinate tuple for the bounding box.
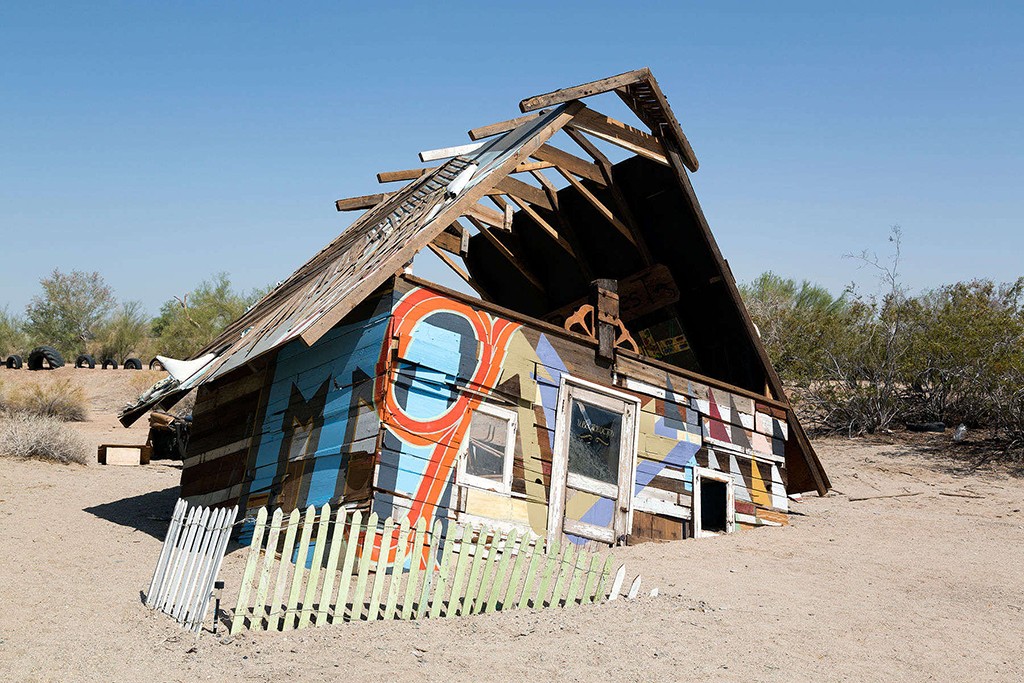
(465, 411, 508, 482)
(567, 399, 622, 484)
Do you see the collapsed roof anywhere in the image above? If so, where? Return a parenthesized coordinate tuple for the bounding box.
(121, 68, 829, 495)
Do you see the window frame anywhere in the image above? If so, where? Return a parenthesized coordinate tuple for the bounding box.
(457, 402, 518, 496)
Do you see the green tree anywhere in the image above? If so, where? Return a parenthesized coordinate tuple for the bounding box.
(24, 270, 116, 358)
(0, 307, 28, 357)
(739, 271, 853, 382)
(93, 301, 151, 363)
(152, 273, 267, 358)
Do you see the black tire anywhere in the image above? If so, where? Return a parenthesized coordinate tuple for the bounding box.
(27, 345, 65, 370)
(102, 358, 118, 370)
(149, 357, 165, 371)
(75, 354, 97, 369)
(124, 357, 143, 370)
(6, 355, 22, 369)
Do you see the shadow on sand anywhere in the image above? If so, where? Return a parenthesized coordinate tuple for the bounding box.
(84, 486, 182, 540)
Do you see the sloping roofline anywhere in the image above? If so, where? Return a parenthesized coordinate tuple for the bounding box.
(121, 69, 829, 495)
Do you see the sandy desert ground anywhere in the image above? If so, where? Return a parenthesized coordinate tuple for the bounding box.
(0, 368, 1022, 682)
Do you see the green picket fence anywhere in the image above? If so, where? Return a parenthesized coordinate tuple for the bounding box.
(230, 505, 639, 634)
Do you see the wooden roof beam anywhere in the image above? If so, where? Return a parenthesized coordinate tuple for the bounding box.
(464, 215, 544, 291)
(426, 243, 491, 301)
(565, 128, 653, 265)
(468, 111, 547, 141)
(418, 141, 484, 163)
(335, 192, 393, 212)
(518, 68, 651, 113)
(553, 167, 637, 248)
(377, 167, 435, 183)
(512, 159, 556, 173)
(530, 144, 606, 186)
(490, 176, 552, 211)
(432, 221, 468, 257)
(506, 194, 576, 257)
(463, 202, 507, 230)
(567, 106, 669, 166)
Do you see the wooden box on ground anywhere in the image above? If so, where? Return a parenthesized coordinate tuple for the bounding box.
(98, 444, 153, 466)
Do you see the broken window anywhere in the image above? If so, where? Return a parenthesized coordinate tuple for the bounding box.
(459, 403, 517, 494)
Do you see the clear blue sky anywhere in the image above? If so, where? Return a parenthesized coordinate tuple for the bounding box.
(2, 2, 1022, 315)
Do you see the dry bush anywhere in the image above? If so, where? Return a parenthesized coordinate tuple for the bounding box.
(0, 414, 89, 464)
(1, 378, 88, 421)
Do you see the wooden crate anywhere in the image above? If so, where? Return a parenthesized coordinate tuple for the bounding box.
(98, 444, 152, 466)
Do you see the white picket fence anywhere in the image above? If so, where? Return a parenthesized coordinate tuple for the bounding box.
(146, 499, 238, 633)
(230, 505, 645, 634)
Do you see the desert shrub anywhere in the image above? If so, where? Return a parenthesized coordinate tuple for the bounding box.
(0, 414, 89, 464)
(902, 279, 1024, 427)
(744, 228, 1024, 450)
(151, 273, 268, 359)
(1, 378, 88, 421)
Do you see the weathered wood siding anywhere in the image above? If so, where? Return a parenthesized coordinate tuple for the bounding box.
(377, 280, 790, 545)
(183, 277, 789, 542)
(180, 361, 272, 508)
(180, 288, 393, 518)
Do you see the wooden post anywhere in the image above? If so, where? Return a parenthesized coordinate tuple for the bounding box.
(591, 279, 619, 363)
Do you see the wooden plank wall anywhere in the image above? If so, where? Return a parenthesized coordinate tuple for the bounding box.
(180, 288, 394, 518)
(378, 281, 790, 546)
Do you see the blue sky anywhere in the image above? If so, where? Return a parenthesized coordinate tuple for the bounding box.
(2, 2, 1022, 314)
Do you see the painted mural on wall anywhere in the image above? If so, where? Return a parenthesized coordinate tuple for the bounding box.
(238, 283, 791, 552)
(244, 295, 391, 514)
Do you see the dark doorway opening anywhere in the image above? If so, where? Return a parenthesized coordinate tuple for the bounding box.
(700, 477, 729, 533)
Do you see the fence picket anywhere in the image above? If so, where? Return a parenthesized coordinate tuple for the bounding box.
(463, 528, 491, 615)
(251, 508, 283, 629)
(368, 517, 395, 620)
(187, 505, 238, 633)
(518, 538, 547, 609)
(534, 541, 561, 608)
(473, 530, 503, 615)
(596, 556, 615, 602)
(607, 564, 626, 601)
(503, 535, 532, 610)
(332, 510, 362, 623)
(230, 507, 268, 634)
(429, 522, 457, 619)
(298, 504, 331, 629)
(351, 512, 378, 621)
(159, 506, 200, 612)
(484, 529, 517, 613)
(270, 508, 301, 629)
(565, 548, 589, 606)
(582, 554, 607, 604)
(446, 526, 473, 618)
(146, 499, 186, 607)
(383, 518, 410, 620)
(174, 507, 220, 622)
(401, 518, 427, 620)
(626, 574, 642, 600)
(549, 543, 576, 607)
(283, 505, 317, 630)
(316, 507, 347, 626)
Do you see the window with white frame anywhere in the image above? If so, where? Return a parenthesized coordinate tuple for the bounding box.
(458, 403, 517, 495)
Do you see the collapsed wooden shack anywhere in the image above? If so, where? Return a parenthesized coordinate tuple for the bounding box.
(122, 68, 830, 549)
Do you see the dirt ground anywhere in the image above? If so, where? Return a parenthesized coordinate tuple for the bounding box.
(0, 368, 1022, 682)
